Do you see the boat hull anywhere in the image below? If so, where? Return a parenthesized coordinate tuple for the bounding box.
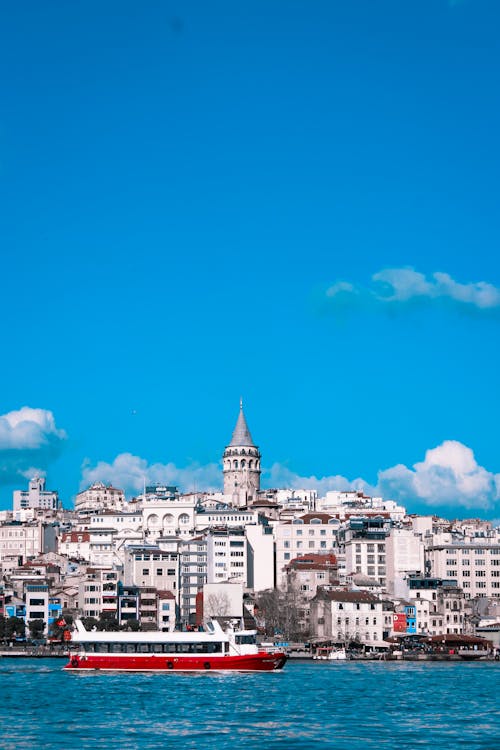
(64, 652, 287, 672)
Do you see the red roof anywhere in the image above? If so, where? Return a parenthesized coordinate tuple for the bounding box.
(61, 531, 90, 543)
(157, 590, 176, 600)
(287, 553, 338, 571)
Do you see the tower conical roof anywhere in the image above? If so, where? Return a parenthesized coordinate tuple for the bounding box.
(229, 401, 256, 447)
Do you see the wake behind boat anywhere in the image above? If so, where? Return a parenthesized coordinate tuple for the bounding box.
(64, 619, 287, 672)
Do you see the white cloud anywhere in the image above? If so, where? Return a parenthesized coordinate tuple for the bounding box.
(0, 407, 67, 486)
(325, 281, 356, 298)
(80, 452, 222, 497)
(265, 441, 500, 513)
(377, 441, 500, 511)
(80, 441, 500, 514)
(325, 267, 500, 311)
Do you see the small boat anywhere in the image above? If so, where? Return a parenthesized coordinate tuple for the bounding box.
(313, 646, 347, 661)
(327, 647, 347, 661)
(64, 619, 287, 672)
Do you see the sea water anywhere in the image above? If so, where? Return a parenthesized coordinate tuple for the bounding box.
(0, 658, 499, 750)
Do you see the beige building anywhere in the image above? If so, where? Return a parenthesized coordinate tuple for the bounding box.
(275, 514, 341, 590)
(427, 541, 500, 600)
(0, 521, 57, 566)
(74, 482, 126, 514)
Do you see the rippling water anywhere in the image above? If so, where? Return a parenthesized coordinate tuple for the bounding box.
(0, 658, 499, 749)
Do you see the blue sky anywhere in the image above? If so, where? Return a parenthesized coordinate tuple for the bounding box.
(1, 0, 499, 518)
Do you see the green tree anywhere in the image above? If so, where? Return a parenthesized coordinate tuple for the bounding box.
(98, 613, 120, 631)
(28, 619, 45, 641)
(5, 616, 26, 641)
(122, 618, 140, 632)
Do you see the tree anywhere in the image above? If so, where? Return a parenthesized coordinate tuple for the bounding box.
(5, 617, 26, 642)
(98, 613, 120, 631)
(28, 619, 45, 641)
(205, 592, 232, 618)
(122, 618, 140, 632)
(81, 617, 99, 631)
(255, 589, 305, 642)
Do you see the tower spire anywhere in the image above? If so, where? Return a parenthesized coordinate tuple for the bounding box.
(223, 401, 261, 508)
(230, 399, 255, 447)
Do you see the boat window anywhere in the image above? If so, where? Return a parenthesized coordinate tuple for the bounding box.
(168, 642, 223, 654)
(82, 641, 224, 655)
(235, 635, 256, 645)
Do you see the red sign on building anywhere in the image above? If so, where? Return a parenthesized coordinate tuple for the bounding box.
(393, 613, 407, 632)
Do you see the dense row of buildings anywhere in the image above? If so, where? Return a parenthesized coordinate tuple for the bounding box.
(1, 404, 499, 649)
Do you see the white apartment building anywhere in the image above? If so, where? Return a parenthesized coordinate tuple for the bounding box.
(77, 568, 120, 619)
(245, 524, 275, 592)
(403, 576, 466, 635)
(343, 517, 391, 588)
(195, 506, 260, 531)
(385, 528, 425, 597)
(88, 527, 118, 568)
(89, 511, 143, 565)
(24, 583, 50, 635)
(206, 528, 247, 584)
(273, 488, 318, 510)
(58, 530, 91, 561)
(316, 491, 406, 521)
(89, 510, 142, 532)
(275, 514, 341, 590)
(179, 536, 207, 625)
(79, 572, 103, 619)
(427, 541, 500, 600)
(123, 544, 179, 597)
(74, 482, 126, 514)
(142, 494, 197, 540)
(158, 590, 176, 631)
(0, 521, 58, 565)
(310, 590, 385, 646)
(13, 477, 60, 513)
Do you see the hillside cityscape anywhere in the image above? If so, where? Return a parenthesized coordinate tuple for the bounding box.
(1, 404, 499, 656)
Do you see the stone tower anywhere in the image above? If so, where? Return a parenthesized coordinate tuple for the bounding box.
(223, 400, 261, 508)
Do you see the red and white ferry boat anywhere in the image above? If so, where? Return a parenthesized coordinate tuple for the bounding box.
(64, 619, 287, 672)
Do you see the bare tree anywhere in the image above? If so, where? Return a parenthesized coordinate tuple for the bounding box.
(205, 591, 232, 618)
(255, 589, 307, 642)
